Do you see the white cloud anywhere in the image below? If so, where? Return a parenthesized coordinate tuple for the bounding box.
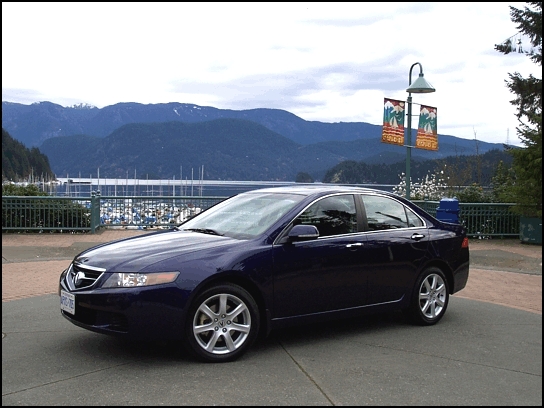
(2, 2, 540, 146)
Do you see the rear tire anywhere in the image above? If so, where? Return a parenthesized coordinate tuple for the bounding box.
(406, 267, 449, 326)
(184, 283, 260, 363)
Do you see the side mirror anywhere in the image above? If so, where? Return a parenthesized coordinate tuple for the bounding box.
(288, 224, 319, 241)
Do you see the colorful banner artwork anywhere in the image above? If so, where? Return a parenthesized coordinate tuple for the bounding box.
(415, 105, 438, 151)
(381, 98, 405, 146)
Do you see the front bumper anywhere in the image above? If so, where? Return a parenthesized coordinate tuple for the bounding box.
(59, 273, 190, 340)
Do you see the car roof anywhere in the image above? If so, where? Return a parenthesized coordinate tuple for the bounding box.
(241, 184, 399, 199)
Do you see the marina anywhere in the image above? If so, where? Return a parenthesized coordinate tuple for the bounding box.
(45, 177, 397, 198)
(53, 177, 299, 198)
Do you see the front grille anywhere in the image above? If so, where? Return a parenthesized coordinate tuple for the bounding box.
(69, 262, 106, 289)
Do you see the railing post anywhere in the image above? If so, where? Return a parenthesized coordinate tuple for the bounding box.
(91, 191, 96, 234)
(91, 190, 101, 234)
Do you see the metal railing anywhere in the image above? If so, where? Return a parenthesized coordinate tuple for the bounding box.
(94, 194, 227, 230)
(3, 195, 522, 238)
(414, 200, 520, 238)
(2, 196, 94, 233)
(2, 193, 227, 234)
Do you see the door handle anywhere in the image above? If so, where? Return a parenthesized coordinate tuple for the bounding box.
(411, 233, 425, 241)
(346, 243, 363, 249)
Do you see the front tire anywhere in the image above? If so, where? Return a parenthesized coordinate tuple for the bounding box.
(407, 267, 449, 326)
(184, 283, 260, 363)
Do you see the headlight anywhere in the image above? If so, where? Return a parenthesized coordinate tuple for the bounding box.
(102, 272, 180, 288)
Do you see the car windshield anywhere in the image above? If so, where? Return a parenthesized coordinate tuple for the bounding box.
(180, 192, 305, 239)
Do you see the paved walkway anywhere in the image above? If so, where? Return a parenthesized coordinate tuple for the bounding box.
(2, 229, 149, 301)
(2, 229, 542, 313)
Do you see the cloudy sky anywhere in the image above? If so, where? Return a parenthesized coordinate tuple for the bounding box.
(2, 2, 540, 146)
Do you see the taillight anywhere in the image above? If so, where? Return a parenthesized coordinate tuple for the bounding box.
(461, 237, 469, 248)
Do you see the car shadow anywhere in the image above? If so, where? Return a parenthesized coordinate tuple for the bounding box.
(255, 310, 409, 351)
(58, 310, 408, 364)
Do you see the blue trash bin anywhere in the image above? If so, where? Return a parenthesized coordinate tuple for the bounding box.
(436, 198, 460, 223)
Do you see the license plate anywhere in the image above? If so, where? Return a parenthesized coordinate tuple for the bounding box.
(60, 290, 75, 315)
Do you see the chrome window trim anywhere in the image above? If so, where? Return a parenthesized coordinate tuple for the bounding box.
(273, 191, 429, 245)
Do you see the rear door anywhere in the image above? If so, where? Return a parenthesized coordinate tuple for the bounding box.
(358, 193, 429, 305)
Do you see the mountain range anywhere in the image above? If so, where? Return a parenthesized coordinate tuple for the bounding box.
(1, 101, 507, 181)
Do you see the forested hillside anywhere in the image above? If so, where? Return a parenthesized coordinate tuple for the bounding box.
(4, 100, 510, 183)
(2, 128, 55, 182)
(322, 148, 514, 186)
(38, 117, 513, 183)
(39, 119, 344, 181)
(2, 101, 504, 157)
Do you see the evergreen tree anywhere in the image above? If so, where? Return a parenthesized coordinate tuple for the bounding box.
(2, 128, 55, 182)
(495, 2, 542, 218)
(295, 172, 314, 183)
(491, 160, 516, 203)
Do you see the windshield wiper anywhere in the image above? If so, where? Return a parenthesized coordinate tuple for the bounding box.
(183, 228, 224, 236)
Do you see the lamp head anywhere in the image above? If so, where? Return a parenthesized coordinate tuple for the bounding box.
(406, 73, 435, 93)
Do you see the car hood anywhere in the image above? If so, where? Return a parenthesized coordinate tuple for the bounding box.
(74, 230, 241, 272)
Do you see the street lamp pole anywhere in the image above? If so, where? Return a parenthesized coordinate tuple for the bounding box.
(405, 62, 435, 200)
(406, 87, 414, 201)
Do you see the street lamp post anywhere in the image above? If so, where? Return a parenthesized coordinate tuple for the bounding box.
(405, 62, 435, 200)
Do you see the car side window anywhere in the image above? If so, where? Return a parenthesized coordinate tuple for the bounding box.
(295, 195, 357, 237)
(406, 207, 424, 228)
(362, 195, 422, 230)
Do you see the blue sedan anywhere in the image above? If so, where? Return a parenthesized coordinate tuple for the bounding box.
(59, 185, 469, 362)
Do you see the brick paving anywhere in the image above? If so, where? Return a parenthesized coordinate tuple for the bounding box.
(2, 229, 148, 302)
(1, 228, 148, 247)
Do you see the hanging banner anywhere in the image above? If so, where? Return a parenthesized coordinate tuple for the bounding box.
(415, 105, 438, 151)
(381, 98, 405, 146)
